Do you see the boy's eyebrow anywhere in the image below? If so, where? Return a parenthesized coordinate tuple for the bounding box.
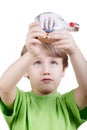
(34, 56, 62, 61)
(34, 56, 42, 60)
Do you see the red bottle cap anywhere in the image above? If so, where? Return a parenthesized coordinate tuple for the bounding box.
(69, 22, 75, 27)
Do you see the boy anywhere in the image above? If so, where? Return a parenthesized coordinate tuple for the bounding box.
(0, 13, 87, 130)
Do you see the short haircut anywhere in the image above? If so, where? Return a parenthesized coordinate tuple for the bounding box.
(21, 43, 68, 70)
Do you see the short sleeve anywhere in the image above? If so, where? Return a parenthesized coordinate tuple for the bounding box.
(62, 90, 87, 128)
(0, 87, 20, 116)
(0, 87, 23, 129)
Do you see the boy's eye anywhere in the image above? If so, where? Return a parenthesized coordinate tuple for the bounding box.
(34, 61, 41, 66)
(50, 61, 58, 66)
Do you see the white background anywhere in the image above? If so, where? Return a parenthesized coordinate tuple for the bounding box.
(0, 0, 87, 129)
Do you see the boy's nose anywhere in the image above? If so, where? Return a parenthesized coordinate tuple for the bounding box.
(43, 72, 50, 75)
(42, 64, 50, 75)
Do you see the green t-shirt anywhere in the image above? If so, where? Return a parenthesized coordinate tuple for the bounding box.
(0, 88, 87, 130)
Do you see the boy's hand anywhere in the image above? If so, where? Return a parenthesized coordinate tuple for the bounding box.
(25, 22, 46, 56)
(47, 30, 77, 55)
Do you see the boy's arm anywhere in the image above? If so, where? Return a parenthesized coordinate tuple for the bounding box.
(0, 52, 33, 106)
(48, 30, 87, 109)
(0, 22, 46, 107)
(69, 47, 87, 109)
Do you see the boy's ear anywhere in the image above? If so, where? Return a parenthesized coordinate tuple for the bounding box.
(24, 71, 29, 78)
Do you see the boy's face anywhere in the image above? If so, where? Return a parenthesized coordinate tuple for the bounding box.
(26, 50, 65, 95)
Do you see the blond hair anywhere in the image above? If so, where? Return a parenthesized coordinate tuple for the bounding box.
(21, 43, 68, 70)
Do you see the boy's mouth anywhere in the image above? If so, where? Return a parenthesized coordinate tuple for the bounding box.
(42, 78, 53, 83)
